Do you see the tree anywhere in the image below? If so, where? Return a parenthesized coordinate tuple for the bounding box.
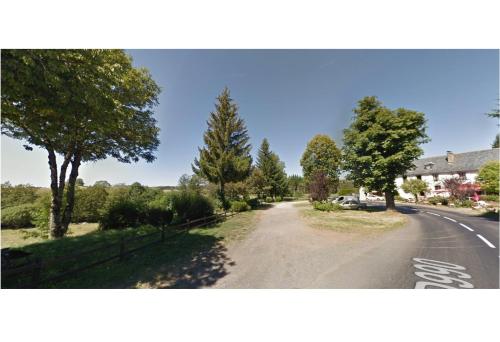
(492, 134, 499, 148)
(1, 50, 161, 238)
(442, 178, 463, 199)
(72, 185, 109, 222)
(288, 175, 305, 197)
(178, 173, 207, 193)
(192, 87, 252, 209)
(1, 182, 38, 209)
(342, 96, 429, 210)
(300, 134, 341, 193)
(75, 178, 85, 187)
(486, 100, 499, 148)
(247, 167, 267, 199)
(94, 180, 111, 188)
(255, 138, 288, 198)
(401, 179, 429, 203)
(477, 161, 500, 195)
(308, 171, 329, 202)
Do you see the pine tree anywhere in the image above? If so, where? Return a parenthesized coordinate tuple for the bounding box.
(256, 138, 288, 198)
(192, 87, 252, 208)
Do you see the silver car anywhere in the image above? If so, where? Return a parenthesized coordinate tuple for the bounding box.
(340, 199, 367, 210)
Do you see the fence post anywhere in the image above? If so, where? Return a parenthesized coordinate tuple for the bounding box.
(119, 237, 126, 261)
(31, 257, 42, 289)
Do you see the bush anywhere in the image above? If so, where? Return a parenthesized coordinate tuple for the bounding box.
(265, 196, 274, 203)
(481, 194, 499, 202)
(275, 196, 283, 202)
(169, 191, 214, 222)
(246, 198, 260, 209)
(313, 201, 342, 212)
(282, 196, 295, 201)
(440, 198, 449, 205)
(1, 204, 36, 228)
(145, 207, 173, 227)
(99, 200, 142, 230)
(230, 201, 251, 212)
(453, 199, 473, 208)
(72, 185, 109, 223)
(427, 197, 440, 205)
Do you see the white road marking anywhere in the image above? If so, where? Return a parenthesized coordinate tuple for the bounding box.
(459, 223, 474, 232)
(443, 216, 457, 222)
(412, 258, 474, 289)
(476, 234, 496, 248)
(426, 211, 441, 217)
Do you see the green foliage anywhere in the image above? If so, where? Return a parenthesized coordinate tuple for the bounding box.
(145, 207, 173, 227)
(265, 196, 274, 203)
(99, 200, 142, 230)
(225, 181, 249, 201)
(94, 180, 111, 188)
(1, 204, 36, 228)
(477, 161, 500, 195)
(255, 138, 288, 198)
(441, 198, 449, 205)
(401, 179, 429, 202)
(342, 96, 429, 208)
(337, 180, 359, 196)
(275, 196, 283, 202)
(178, 173, 207, 194)
(247, 168, 267, 199)
(168, 191, 214, 222)
(245, 198, 261, 209)
(427, 197, 440, 205)
(453, 199, 473, 208)
(480, 194, 499, 202)
(288, 174, 305, 197)
(301, 134, 341, 192)
(1, 182, 38, 209)
(313, 201, 342, 212)
(492, 134, 499, 148)
(230, 201, 251, 212)
(192, 87, 252, 208)
(72, 185, 109, 223)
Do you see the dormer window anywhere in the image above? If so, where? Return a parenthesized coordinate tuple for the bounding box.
(424, 162, 435, 170)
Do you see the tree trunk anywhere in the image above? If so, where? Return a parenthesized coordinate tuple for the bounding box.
(62, 152, 82, 233)
(414, 194, 418, 203)
(48, 149, 64, 238)
(385, 192, 396, 211)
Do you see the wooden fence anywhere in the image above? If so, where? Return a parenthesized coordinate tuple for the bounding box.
(1, 211, 236, 288)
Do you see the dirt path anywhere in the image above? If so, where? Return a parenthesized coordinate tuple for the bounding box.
(212, 201, 409, 288)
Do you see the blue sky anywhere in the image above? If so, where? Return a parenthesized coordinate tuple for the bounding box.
(2, 50, 499, 187)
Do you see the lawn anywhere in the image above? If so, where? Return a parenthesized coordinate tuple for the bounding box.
(296, 202, 407, 233)
(1, 210, 259, 289)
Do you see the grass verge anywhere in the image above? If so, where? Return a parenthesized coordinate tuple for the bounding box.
(1, 210, 258, 289)
(296, 202, 407, 233)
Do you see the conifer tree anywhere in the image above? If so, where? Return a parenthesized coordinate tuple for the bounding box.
(256, 138, 288, 198)
(193, 87, 252, 208)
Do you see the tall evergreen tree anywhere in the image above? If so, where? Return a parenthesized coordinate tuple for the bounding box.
(192, 87, 252, 208)
(256, 138, 288, 198)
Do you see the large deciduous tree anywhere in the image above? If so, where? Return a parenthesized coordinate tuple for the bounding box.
(1, 49, 161, 238)
(192, 87, 252, 209)
(255, 138, 288, 198)
(342, 96, 429, 210)
(300, 134, 341, 193)
(477, 161, 500, 195)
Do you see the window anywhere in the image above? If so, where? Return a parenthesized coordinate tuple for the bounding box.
(416, 175, 422, 180)
(403, 175, 407, 181)
(433, 174, 439, 181)
(435, 185, 441, 190)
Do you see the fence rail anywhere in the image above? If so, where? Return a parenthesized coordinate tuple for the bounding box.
(1, 211, 237, 288)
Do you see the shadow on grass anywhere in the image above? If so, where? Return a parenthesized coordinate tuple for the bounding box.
(476, 210, 499, 222)
(2, 225, 234, 289)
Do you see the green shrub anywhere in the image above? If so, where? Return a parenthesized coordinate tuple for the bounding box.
(145, 207, 173, 227)
(282, 196, 295, 201)
(313, 201, 342, 212)
(1, 204, 36, 228)
(72, 185, 109, 223)
(427, 197, 440, 205)
(99, 200, 142, 230)
(246, 198, 260, 209)
(265, 196, 274, 203)
(480, 194, 499, 202)
(454, 199, 473, 208)
(275, 196, 283, 202)
(169, 191, 214, 222)
(440, 198, 449, 205)
(230, 201, 251, 212)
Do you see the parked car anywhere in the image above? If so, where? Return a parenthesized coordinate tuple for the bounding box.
(332, 195, 357, 203)
(366, 194, 385, 201)
(340, 199, 367, 210)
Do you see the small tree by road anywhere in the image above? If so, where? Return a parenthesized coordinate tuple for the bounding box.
(477, 161, 500, 195)
(342, 96, 429, 210)
(309, 171, 330, 202)
(401, 179, 429, 203)
(1, 50, 161, 238)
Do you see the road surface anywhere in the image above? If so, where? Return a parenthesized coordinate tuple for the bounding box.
(211, 201, 499, 288)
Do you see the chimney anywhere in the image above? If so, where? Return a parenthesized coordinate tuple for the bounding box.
(446, 151, 455, 164)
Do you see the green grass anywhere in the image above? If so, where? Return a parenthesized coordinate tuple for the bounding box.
(1, 210, 258, 289)
(297, 202, 407, 233)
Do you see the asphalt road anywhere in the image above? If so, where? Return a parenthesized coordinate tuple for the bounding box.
(210, 201, 499, 289)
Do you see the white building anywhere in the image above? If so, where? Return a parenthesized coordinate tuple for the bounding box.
(359, 148, 499, 200)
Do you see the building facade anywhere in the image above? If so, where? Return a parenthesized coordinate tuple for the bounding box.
(359, 148, 499, 200)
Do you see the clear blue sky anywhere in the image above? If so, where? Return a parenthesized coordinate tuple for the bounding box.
(2, 50, 499, 187)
